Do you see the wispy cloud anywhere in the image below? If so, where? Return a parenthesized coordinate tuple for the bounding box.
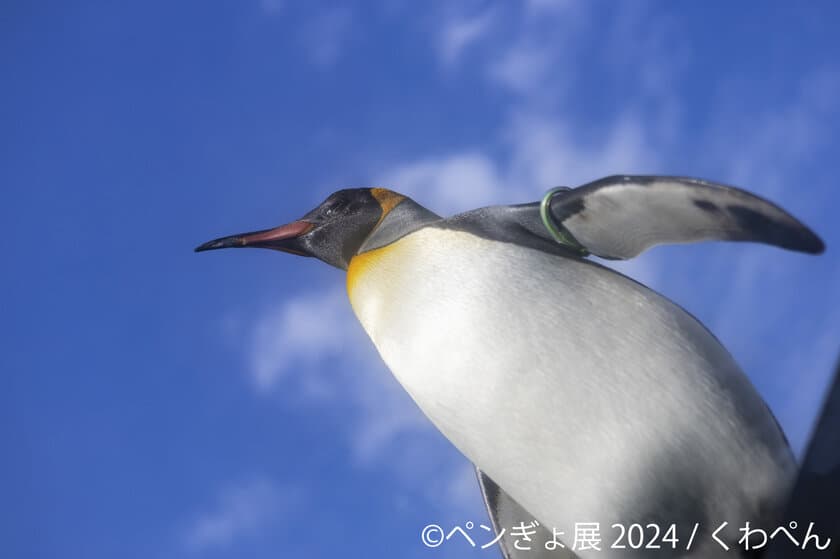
(487, 41, 553, 95)
(483, 7, 584, 101)
(376, 152, 511, 215)
(182, 476, 301, 553)
(437, 7, 496, 67)
(249, 287, 350, 394)
(504, 111, 663, 189)
(242, 285, 482, 517)
(707, 69, 840, 194)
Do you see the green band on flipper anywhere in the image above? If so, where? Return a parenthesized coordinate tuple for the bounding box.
(540, 187, 589, 256)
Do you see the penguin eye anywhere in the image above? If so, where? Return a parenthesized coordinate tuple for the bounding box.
(324, 199, 347, 217)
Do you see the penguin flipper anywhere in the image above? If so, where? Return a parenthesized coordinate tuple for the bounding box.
(476, 467, 579, 559)
(547, 175, 825, 259)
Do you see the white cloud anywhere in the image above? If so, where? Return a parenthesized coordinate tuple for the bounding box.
(437, 8, 496, 67)
(376, 152, 510, 215)
(709, 70, 840, 195)
(245, 284, 380, 424)
(249, 287, 349, 393)
(481, 3, 586, 100)
(183, 477, 300, 553)
(505, 111, 662, 189)
(481, 1, 687, 114)
(487, 41, 553, 94)
(243, 285, 482, 517)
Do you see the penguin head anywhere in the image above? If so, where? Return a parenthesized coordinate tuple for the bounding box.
(195, 188, 406, 269)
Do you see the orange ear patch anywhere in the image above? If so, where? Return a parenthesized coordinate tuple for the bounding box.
(370, 188, 405, 220)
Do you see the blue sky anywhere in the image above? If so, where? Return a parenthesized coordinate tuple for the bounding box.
(3, 1, 839, 558)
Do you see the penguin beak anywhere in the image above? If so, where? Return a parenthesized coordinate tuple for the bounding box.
(194, 220, 315, 255)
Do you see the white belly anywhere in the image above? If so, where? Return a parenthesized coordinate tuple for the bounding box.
(348, 228, 793, 558)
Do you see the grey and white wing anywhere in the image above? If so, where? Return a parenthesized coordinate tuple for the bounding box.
(549, 175, 824, 259)
(477, 468, 578, 559)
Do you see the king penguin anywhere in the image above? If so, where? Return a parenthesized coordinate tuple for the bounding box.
(196, 175, 824, 559)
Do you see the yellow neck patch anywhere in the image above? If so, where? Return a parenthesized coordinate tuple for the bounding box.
(346, 243, 395, 303)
